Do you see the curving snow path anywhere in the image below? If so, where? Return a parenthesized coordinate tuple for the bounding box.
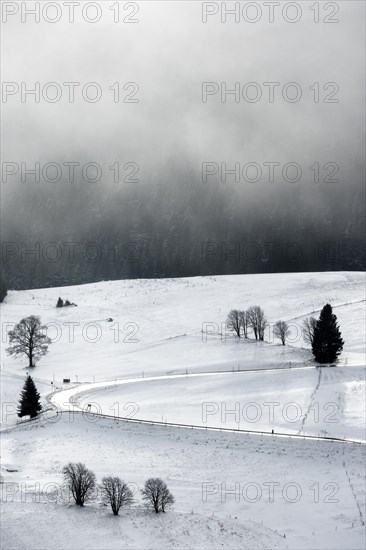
(48, 367, 365, 444)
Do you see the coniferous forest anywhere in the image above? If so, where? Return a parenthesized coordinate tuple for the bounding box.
(1, 171, 364, 290)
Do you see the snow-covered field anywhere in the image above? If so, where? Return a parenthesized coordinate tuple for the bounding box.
(74, 365, 365, 441)
(1, 272, 365, 383)
(1, 272, 365, 549)
(1, 413, 365, 550)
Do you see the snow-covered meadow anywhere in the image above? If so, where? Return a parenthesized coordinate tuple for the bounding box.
(1, 272, 365, 549)
(73, 365, 365, 441)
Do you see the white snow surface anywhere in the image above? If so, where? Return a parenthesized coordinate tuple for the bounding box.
(0, 272, 365, 549)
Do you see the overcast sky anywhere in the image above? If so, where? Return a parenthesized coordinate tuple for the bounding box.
(2, 1, 365, 185)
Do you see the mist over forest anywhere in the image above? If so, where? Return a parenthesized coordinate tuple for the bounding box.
(2, 165, 364, 290)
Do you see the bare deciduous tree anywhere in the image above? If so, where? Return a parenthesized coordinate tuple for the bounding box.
(239, 310, 249, 338)
(226, 309, 242, 338)
(273, 320, 290, 345)
(62, 463, 96, 506)
(247, 306, 267, 341)
(159, 481, 175, 512)
(141, 478, 174, 513)
(7, 315, 51, 368)
(101, 476, 134, 516)
(303, 317, 317, 346)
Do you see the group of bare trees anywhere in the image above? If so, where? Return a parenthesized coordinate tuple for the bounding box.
(227, 306, 268, 341)
(227, 305, 320, 346)
(227, 307, 293, 345)
(274, 316, 319, 347)
(227, 305, 342, 358)
(62, 463, 174, 516)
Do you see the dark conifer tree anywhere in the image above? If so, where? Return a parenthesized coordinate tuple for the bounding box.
(18, 375, 42, 418)
(312, 304, 344, 363)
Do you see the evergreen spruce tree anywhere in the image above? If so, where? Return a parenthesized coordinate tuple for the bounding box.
(312, 304, 344, 363)
(18, 376, 42, 418)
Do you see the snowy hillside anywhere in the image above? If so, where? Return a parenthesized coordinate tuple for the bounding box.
(1, 272, 365, 549)
(1, 272, 364, 382)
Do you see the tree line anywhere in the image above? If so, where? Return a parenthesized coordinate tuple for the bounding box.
(62, 462, 174, 515)
(1, 174, 364, 291)
(227, 303, 343, 363)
